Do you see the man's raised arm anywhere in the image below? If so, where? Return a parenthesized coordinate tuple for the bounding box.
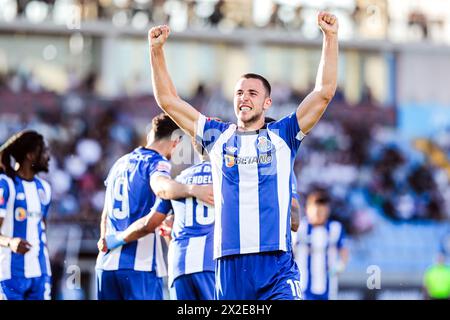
(296, 12, 338, 134)
(149, 25, 200, 138)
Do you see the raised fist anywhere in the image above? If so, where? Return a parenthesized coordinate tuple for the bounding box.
(318, 11, 338, 35)
(149, 25, 170, 48)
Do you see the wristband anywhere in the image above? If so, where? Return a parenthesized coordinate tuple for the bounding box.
(105, 234, 126, 250)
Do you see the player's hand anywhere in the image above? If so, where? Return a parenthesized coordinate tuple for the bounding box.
(158, 219, 173, 239)
(317, 11, 338, 35)
(191, 184, 215, 207)
(8, 238, 32, 254)
(149, 25, 170, 48)
(97, 237, 108, 253)
(329, 260, 346, 277)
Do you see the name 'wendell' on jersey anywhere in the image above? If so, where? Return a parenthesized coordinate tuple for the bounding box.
(180, 165, 213, 185)
(196, 112, 305, 259)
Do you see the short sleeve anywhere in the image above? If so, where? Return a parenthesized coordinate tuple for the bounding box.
(150, 159, 172, 181)
(154, 198, 173, 215)
(41, 180, 52, 219)
(196, 114, 232, 153)
(268, 112, 305, 152)
(337, 224, 346, 249)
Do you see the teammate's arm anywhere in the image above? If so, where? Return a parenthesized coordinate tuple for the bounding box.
(150, 175, 214, 206)
(290, 197, 300, 232)
(0, 218, 32, 254)
(105, 210, 169, 251)
(330, 227, 349, 276)
(331, 246, 349, 276)
(97, 206, 108, 252)
(296, 12, 338, 134)
(123, 211, 166, 243)
(149, 25, 200, 137)
(159, 214, 174, 242)
(339, 247, 349, 268)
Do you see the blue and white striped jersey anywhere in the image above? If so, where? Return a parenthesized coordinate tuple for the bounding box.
(95, 147, 168, 276)
(155, 161, 214, 286)
(0, 174, 52, 280)
(295, 220, 346, 298)
(196, 112, 305, 259)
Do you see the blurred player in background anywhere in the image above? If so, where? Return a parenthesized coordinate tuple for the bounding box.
(95, 113, 213, 300)
(294, 188, 349, 300)
(148, 10, 338, 300)
(107, 138, 215, 300)
(0, 130, 52, 300)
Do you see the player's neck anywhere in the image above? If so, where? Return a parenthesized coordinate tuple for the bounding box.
(311, 221, 327, 227)
(16, 165, 35, 181)
(237, 118, 265, 132)
(146, 141, 170, 159)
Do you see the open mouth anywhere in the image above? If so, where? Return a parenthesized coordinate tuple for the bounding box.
(239, 105, 252, 112)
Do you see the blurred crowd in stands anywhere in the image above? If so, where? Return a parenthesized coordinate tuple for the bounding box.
(1, 0, 449, 44)
(1, 68, 449, 243)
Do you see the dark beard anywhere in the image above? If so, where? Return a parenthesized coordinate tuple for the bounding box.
(242, 112, 264, 127)
(32, 163, 49, 174)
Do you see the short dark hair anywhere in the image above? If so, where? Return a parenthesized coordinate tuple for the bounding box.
(151, 113, 180, 141)
(307, 188, 330, 205)
(241, 73, 271, 96)
(0, 130, 45, 177)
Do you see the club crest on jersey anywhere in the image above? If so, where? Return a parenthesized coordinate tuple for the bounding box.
(15, 207, 27, 221)
(257, 136, 273, 152)
(224, 154, 235, 167)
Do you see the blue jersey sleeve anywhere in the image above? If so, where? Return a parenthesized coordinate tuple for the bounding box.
(196, 114, 232, 153)
(40, 180, 52, 220)
(154, 198, 173, 215)
(337, 224, 346, 249)
(0, 176, 10, 218)
(268, 112, 305, 153)
(149, 159, 172, 180)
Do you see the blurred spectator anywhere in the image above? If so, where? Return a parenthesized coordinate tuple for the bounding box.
(408, 10, 428, 39)
(208, 0, 224, 27)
